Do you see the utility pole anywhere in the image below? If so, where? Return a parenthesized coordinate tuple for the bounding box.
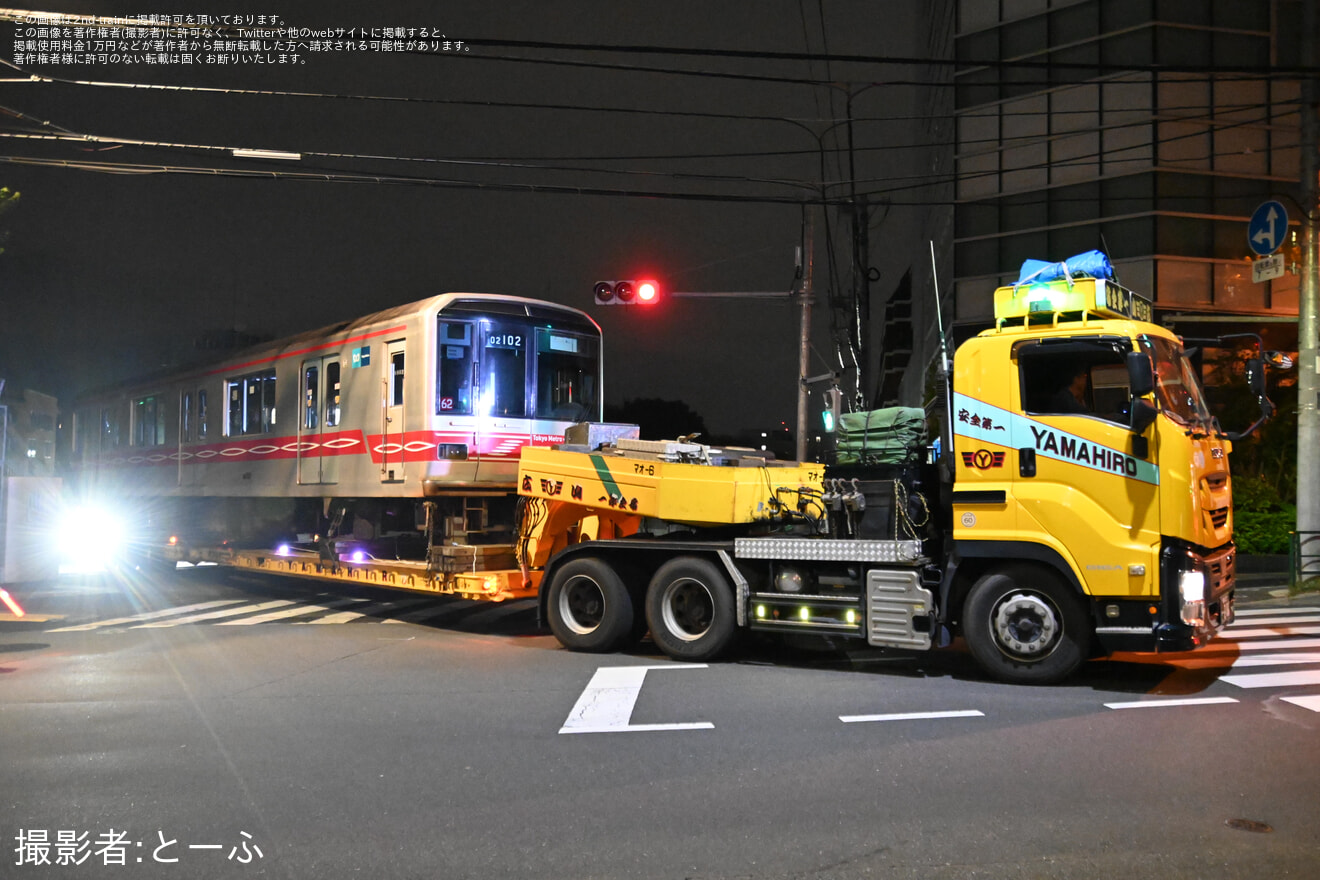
(1299, 0, 1320, 576)
(797, 207, 816, 462)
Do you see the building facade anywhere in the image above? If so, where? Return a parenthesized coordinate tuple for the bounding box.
(953, 0, 1306, 343)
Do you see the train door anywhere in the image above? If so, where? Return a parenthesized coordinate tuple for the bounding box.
(299, 356, 341, 485)
(381, 339, 406, 483)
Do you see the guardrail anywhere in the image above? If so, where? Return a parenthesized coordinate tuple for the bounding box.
(1289, 531, 1320, 587)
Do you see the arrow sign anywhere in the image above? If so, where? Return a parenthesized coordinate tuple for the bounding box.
(1248, 200, 1288, 256)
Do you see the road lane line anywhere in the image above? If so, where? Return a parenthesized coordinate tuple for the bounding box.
(1220, 669, 1320, 689)
(559, 665, 712, 734)
(840, 710, 984, 723)
(1281, 695, 1320, 713)
(1235, 607, 1320, 618)
(132, 600, 298, 627)
(1105, 697, 1239, 710)
(216, 597, 367, 624)
(1227, 615, 1320, 627)
(1227, 652, 1320, 668)
(1194, 637, 1320, 654)
(46, 599, 247, 632)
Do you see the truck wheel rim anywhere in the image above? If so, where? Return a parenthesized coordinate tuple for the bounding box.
(990, 591, 1060, 660)
(559, 576, 605, 635)
(660, 578, 714, 642)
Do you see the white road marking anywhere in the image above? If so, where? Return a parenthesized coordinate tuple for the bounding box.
(840, 710, 984, 723)
(1281, 695, 1320, 713)
(1195, 637, 1320, 654)
(1219, 669, 1320, 689)
(559, 665, 713, 734)
(45, 599, 247, 632)
(215, 597, 367, 624)
(1105, 697, 1239, 710)
(293, 597, 431, 624)
(1216, 625, 1320, 639)
(1227, 615, 1320, 627)
(1234, 607, 1320, 618)
(1227, 652, 1320, 668)
(133, 600, 299, 627)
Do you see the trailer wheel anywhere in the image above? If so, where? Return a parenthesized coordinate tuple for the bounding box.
(546, 557, 637, 653)
(646, 556, 737, 661)
(963, 565, 1090, 685)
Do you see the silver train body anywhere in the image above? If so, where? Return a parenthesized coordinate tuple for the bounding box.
(68, 293, 603, 550)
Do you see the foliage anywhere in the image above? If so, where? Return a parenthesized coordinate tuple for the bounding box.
(0, 186, 19, 256)
(1203, 345, 1297, 505)
(1232, 474, 1293, 555)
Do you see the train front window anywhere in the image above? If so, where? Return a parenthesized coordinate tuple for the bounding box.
(436, 321, 473, 415)
(535, 328, 598, 421)
(482, 322, 527, 417)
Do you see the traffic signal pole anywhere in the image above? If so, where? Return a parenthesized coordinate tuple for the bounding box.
(1298, 1, 1320, 577)
(796, 206, 816, 462)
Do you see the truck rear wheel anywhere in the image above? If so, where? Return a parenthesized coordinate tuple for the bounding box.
(963, 565, 1090, 684)
(645, 556, 737, 661)
(546, 557, 637, 653)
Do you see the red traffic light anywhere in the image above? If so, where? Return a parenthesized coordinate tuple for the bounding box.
(593, 280, 661, 306)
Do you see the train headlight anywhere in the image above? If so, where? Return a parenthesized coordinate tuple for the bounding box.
(58, 504, 128, 574)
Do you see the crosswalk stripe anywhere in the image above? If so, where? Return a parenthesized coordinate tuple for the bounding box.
(1218, 625, 1320, 639)
(293, 597, 432, 624)
(215, 597, 368, 625)
(1235, 607, 1320, 617)
(132, 600, 298, 628)
(1281, 695, 1320, 713)
(1219, 669, 1320, 689)
(1197, 637, 1320, 654)
(45, 599, 248, 632)
(1227, 614, 1320, 627)
(1227, 652, 1320, 668)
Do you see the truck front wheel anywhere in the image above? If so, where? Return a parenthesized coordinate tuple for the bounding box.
(963, 565, 1090, 684)
(546, 557, 637, 653)
(646, 556, 738, 661)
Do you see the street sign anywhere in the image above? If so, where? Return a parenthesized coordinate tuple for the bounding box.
(1252, 253, 1285, 283)
(1248, 200, 1288, 256)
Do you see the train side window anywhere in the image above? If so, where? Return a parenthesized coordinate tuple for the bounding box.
(226, 370, 277, 435)
(198, 389, 208, 439)
(304, 364, 319, 429)
(390, 349, 405, 407)
(326, 361, 341, 427)
(132, 395, 166, 447)
(101, 406, 121, 449)
(182, 391, 193, 442)
(436, 321, 473, 415)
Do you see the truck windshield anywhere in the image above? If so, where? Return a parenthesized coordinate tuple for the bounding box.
(1140, 335, 1213, 428)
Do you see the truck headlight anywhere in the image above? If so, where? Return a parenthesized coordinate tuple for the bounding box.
(1179, 567, 1207, 627)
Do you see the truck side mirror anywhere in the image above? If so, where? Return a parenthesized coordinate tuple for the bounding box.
(1126, 351, 1154, 397)
(1130, 398, 1157, 435)
(1245, 357, 1266, 397)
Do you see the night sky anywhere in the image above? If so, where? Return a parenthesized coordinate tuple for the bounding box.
(0, 2, 926, 437)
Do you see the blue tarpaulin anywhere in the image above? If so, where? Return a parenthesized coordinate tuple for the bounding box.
(1015, 250, 1114, 288)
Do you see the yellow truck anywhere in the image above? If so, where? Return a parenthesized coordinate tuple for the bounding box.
(517, 273, 1273, 684)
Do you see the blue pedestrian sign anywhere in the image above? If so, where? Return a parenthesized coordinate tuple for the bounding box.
(1248, 200, 1288, 256)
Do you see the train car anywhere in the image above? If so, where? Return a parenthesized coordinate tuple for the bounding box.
(67, 293, 603, 569)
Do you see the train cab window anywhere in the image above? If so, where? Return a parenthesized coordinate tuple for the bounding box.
(436, 321, 473, 415)
(326, 361, 341, 427)
(132, 396, 166, 447)
(226, 369, 277, 436)
(535, 328, 599, 421)
(483, 322, 527, 417)
(198, 389, 209, 439)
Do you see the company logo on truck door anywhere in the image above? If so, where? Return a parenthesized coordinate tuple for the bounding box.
(961, 450, 1005, 470)
(953, 392, 1159, 486)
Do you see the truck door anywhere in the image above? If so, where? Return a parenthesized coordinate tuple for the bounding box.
(1015, 339, 1161, 596)
(381, 339, 406, 483)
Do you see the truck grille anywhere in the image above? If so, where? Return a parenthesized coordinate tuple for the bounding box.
(1205, 545, 1235, 598)
(1208, 507, 1228, 529)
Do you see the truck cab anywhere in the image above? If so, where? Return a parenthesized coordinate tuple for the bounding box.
(947, 275, 1236, 681)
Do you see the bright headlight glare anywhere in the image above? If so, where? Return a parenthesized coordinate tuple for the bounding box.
(1179, 570, 1205, 602)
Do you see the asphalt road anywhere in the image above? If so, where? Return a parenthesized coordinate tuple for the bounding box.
(3, 568, 1319, 879)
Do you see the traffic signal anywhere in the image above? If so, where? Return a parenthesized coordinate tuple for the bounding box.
(822, 386, 842, 432)
(594, 280, 660, 306)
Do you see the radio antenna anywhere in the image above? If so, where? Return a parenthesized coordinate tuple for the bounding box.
(930, 240, 955, 472)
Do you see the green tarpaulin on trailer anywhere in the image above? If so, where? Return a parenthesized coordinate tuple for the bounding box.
(836, 407, 926, 465)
